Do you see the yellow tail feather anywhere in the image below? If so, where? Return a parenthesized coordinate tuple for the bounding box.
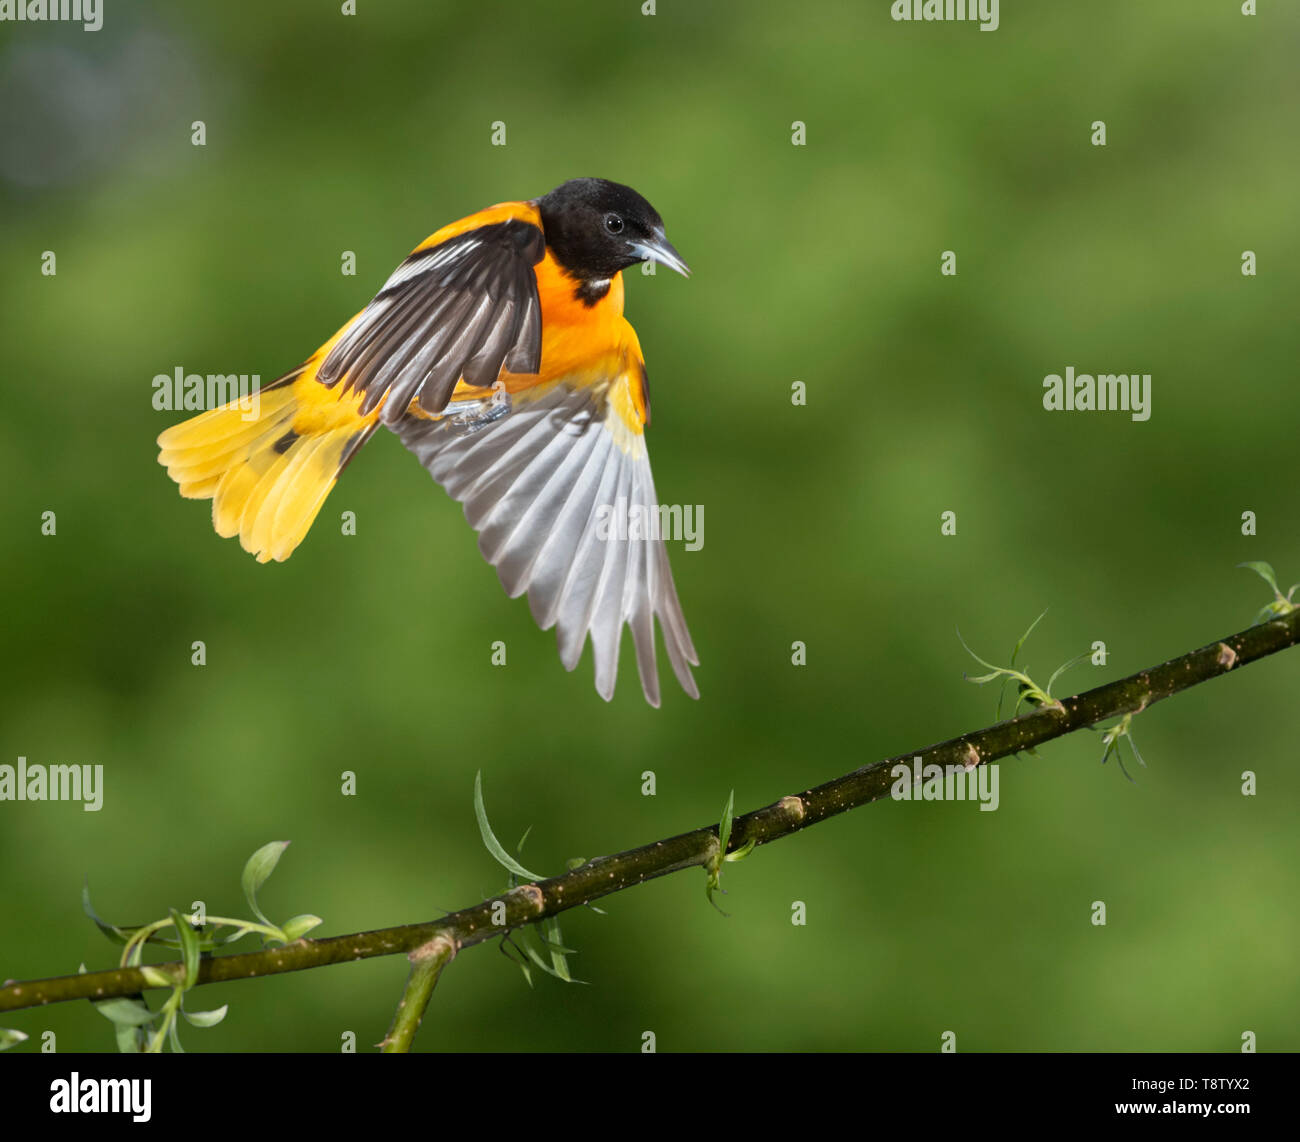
(158, 364, 376, 564)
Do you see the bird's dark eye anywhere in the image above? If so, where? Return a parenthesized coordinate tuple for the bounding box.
(604, 214, 624, 234)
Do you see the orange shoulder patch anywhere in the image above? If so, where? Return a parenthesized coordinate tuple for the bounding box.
(410, 200, 542, 255)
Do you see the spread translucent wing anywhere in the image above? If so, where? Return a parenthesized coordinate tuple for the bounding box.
(317, 218, 545, 426)
(392, 383, 699, 706)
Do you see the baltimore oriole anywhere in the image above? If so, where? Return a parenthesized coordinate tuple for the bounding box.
(157, 178, 698, 705)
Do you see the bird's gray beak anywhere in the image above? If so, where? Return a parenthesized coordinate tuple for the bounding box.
(630, 228, 690, 277)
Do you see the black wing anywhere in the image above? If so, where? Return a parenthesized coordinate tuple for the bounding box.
(317, 218, 546, 426)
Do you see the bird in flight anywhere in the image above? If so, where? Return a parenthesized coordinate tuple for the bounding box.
(157, 178, 699, 706)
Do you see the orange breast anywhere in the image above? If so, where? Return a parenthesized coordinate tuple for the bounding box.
(524, 252, 626, 383)
(500, 257, 647, 430)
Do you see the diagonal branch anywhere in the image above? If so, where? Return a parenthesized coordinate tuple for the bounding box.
(2, 609, 1297, 1019)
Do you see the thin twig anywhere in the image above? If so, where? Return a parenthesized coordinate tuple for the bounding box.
(378, 937, 455, 1053)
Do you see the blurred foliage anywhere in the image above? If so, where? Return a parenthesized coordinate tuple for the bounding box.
(1, 0, 1297, 1052)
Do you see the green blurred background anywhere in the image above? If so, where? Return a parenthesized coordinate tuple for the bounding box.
(2, 0, 1297, 1052)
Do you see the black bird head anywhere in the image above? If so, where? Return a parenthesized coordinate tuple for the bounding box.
(537, 178, 690, 283)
